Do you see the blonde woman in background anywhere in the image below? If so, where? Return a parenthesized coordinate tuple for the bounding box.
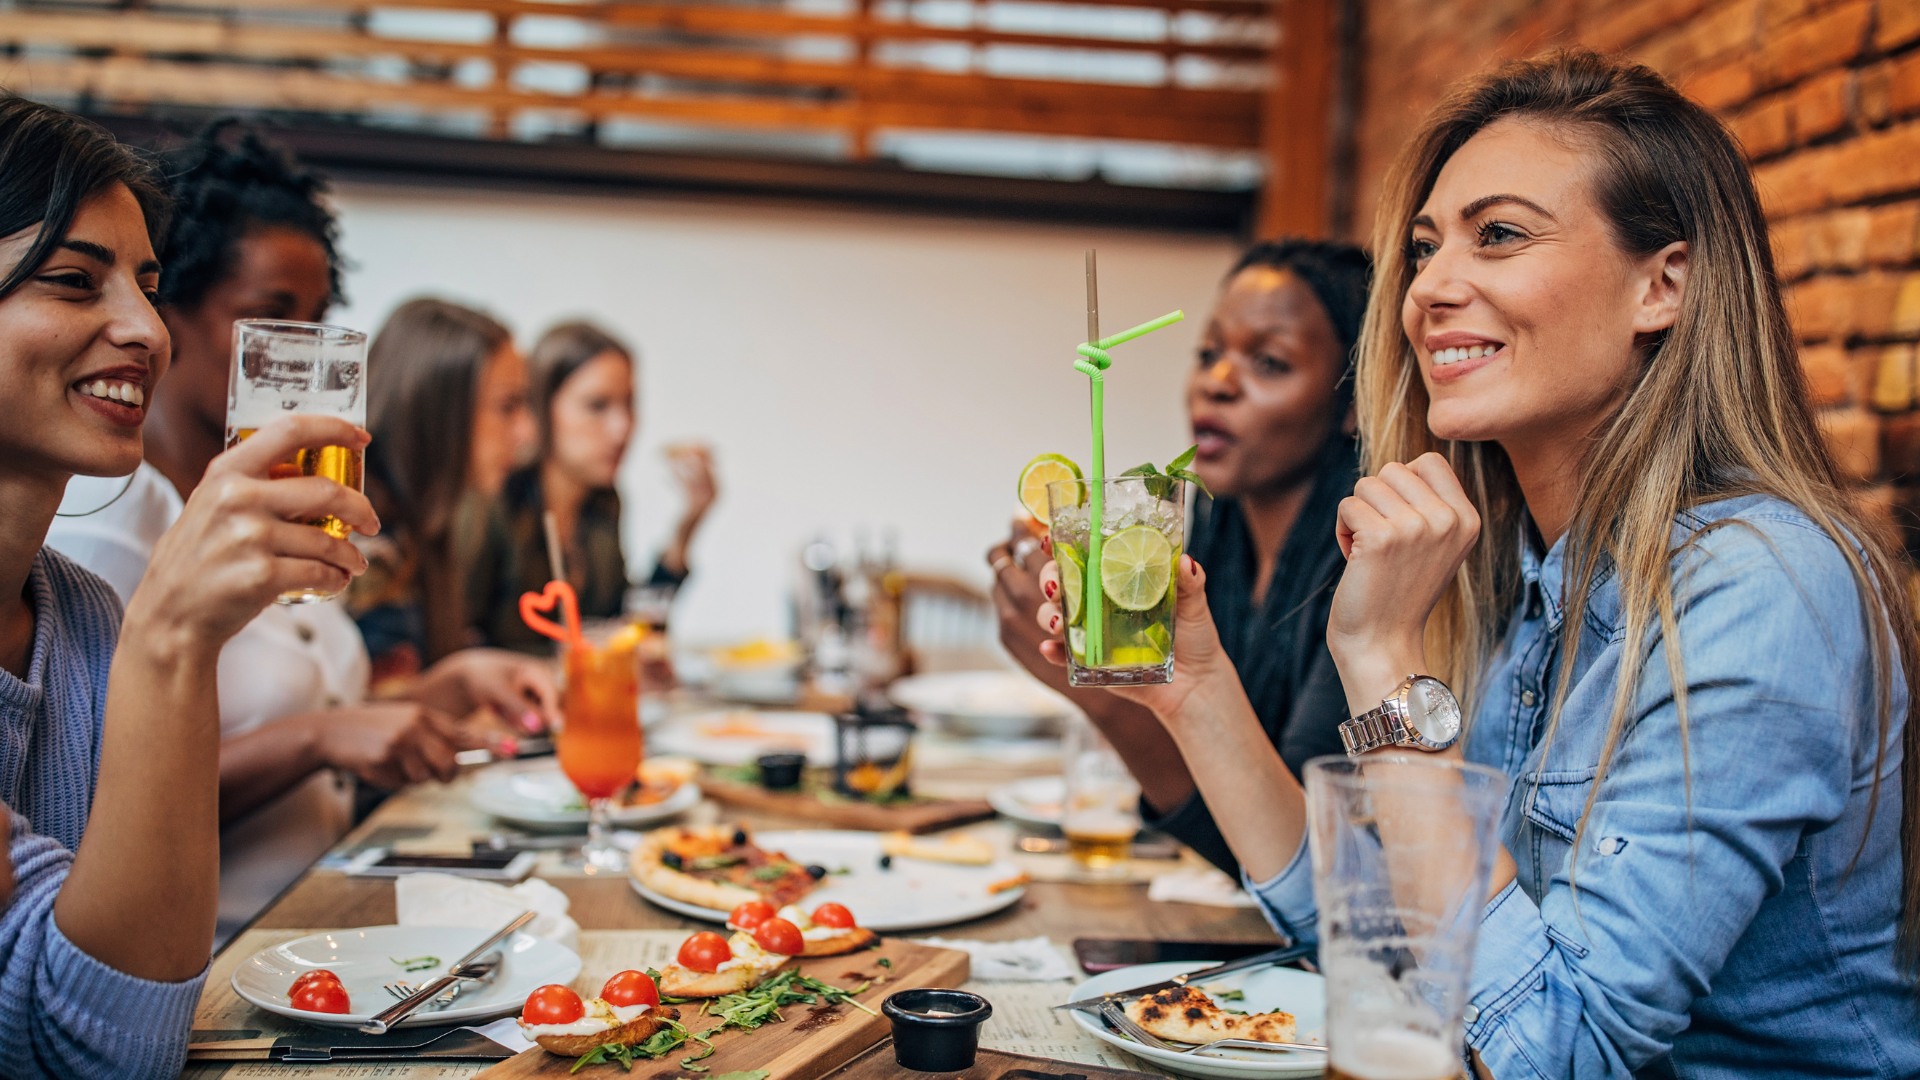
(1032, 51, 1917, 1078)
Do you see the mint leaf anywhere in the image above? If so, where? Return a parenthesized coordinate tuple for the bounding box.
(1166, 444, 1198, 473)
(1167, 467, 1212, 499)
(1120, 463, 1160, 478)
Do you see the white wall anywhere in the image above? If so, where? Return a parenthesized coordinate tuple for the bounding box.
(327, 182, 1239, 642)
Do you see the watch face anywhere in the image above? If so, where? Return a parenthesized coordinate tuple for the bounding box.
(1405, 677, 1461, 745)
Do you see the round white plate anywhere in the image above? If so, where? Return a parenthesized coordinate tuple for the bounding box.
(989, 775, 1066, 827)
(232, 925, 581, 1029)
(889, 671, 1071, 739)
(648, 711, 836, 767)
(469, 759, 702, 831)
(1066, 961, 1326, 1079)
(628, 829, 1024, 932)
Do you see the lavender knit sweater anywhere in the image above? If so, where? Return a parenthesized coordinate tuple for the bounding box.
(0, 547, 206, 1078)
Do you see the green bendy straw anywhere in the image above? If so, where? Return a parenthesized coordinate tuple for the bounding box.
(1073, 248, 1184, 666)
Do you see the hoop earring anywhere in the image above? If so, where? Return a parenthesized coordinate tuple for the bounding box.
(54, 472, 138, 518)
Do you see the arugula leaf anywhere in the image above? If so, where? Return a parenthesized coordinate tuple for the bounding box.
(388, 955, 441, 972)
(876, 958, 892, 969)
(567, 1021, 711, 1073)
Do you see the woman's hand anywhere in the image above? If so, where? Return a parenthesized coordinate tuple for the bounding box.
(987, 519, 1060, 688)
(1328, 452, 1480, 711)
(661, 443, 717, 576)
(314, 703, 479, 789)
(413, 647, 562, 733)
(1033, 553, 1240, 725)
(129, 414, 376, 654)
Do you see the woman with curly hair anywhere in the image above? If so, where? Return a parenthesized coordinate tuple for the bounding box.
(47, 123, 556, 946)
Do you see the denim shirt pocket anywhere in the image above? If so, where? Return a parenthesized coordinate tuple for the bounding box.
(1519, 765, 1599, 897)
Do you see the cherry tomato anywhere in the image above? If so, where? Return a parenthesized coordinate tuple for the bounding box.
(288, 970, 342, 996)
(811, 903, 856, 929)
(677, 931, 734, 973)
(601, 969, 660, 1008)
(728, 900, 777, 931)
(289, 981, 350, 1014)
(753, 917, 805, 956)
(522, 984, 586, 1025)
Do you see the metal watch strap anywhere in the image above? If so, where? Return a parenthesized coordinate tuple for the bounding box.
(1339, 701, 1408, 755)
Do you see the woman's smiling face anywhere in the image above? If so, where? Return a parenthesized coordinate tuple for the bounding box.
(0, 182, 168, 483)
(1402, 118, 1674, 451)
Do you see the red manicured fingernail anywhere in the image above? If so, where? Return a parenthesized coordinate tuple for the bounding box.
(1050, 616, 1060, 632)
(1044, 581, 1056, 598)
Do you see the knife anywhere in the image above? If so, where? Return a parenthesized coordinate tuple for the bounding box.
(360, 909, 535, 1034)
(1054, 942, 1317, 1013)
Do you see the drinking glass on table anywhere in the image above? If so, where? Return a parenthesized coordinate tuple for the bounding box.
(1047, 475, 1183, 687)
(559, 619, 646, 872)
(224, 320, 368, 604)
(1305, 755, 1504, 1080)
(1061, 715, 1141, 879)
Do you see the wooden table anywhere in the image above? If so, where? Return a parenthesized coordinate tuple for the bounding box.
(190, 697, 1280, 1077)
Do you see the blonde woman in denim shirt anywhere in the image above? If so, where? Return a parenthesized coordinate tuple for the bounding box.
(1031, 51, 1917, 1078)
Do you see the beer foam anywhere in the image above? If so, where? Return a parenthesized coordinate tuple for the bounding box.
(1328, 1029, 1458, 1080)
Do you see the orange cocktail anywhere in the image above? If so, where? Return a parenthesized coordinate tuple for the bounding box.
(558, 622, 645, 871)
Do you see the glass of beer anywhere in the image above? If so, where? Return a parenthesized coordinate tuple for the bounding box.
(1061, 715, 1141, 879)
(225, 320, 368, 604)
(1305, 755, 1505, 1080)
(559, 619, 646, 873)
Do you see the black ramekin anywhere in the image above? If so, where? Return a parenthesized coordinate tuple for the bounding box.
(882, 988, 993, 1071)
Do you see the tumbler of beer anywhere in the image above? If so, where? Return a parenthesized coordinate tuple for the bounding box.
(1304, 755, 1505, 1080)
(1061, 715, 1141, 879)
(225, 320, 368, 604)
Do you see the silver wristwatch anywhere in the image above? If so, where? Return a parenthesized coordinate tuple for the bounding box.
(1339, 675, 1462, 756)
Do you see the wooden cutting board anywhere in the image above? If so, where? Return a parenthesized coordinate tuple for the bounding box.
(699, 775, 995, 834)
(476, 938, 969, 1080)
(827, 1042, 1162, 1080)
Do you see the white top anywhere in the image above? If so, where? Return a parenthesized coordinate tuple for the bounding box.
(47, 463, 369, 944)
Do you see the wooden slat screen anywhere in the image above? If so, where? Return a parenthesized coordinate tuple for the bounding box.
(0, 0, 1275, 161)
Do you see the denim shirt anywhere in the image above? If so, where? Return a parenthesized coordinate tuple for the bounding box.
(1246, 494, 1918, 1079)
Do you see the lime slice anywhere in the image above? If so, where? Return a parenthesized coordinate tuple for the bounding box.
(1142, 621, 1172, 659)
(1100, 525, 1175, 612)
(1056, 541, 1086, 627)
(1067, 626, 1086, 663)
(1018, 454, 1082, 524)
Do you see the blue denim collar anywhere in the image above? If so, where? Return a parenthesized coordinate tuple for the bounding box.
(1517, 515, 1568, 633)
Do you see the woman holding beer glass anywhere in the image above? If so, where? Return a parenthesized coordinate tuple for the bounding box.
(0, 97, 378, 1079)
(46, 126, 558, 945)
(1032, 51, 1918, 1077)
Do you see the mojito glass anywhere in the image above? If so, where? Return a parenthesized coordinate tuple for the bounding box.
(1047, 475, 1183, 687)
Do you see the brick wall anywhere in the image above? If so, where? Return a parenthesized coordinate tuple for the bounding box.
(1344, 0, 1920, 551)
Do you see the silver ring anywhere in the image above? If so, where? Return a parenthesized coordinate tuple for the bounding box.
(1012, 537, 1041, 569)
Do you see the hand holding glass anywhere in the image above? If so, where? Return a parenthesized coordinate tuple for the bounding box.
(224, 319, 368, 604)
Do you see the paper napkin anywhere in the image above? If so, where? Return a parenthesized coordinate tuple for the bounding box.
(395, 873, 581, 951)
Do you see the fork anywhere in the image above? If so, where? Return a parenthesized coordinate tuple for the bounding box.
(383, 980, 461, 1008)
(1099, 1001, 1327, 1057)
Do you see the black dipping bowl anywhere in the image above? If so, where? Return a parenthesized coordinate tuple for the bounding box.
(883, 988, 992, 1071)
(756, 753, 806, 790)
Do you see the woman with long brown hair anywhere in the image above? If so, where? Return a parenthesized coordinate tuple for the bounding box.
(1032, 50, 1917, 1076)
(350, 297, 537, 681)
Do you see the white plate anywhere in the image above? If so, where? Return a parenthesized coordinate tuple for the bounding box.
(989, 775, 1066, 827)
(649, 711, 836, 766)
(628, 830, 1024, 932)
(889, 671, 1071, 739)
(232, 925, 581, 1029)
(469, 759, 702, 831)
(1067, 961, 1327, 1079)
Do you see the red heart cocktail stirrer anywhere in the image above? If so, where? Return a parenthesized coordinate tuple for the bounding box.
(518, 579, 584, 647)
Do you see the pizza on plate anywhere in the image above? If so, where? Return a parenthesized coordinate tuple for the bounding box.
(631, 824, 823, 911)
(1125, 985, 1297, 1044)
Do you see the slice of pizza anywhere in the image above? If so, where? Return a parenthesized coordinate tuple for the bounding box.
(1124, 985, 1297, 1044)
(773, 903, 880, 957)
(657, 929, 795, 998)
(631, 824, 824, 911)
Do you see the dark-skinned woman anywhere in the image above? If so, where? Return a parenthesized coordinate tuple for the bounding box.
(988, 239, 1369, 876)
